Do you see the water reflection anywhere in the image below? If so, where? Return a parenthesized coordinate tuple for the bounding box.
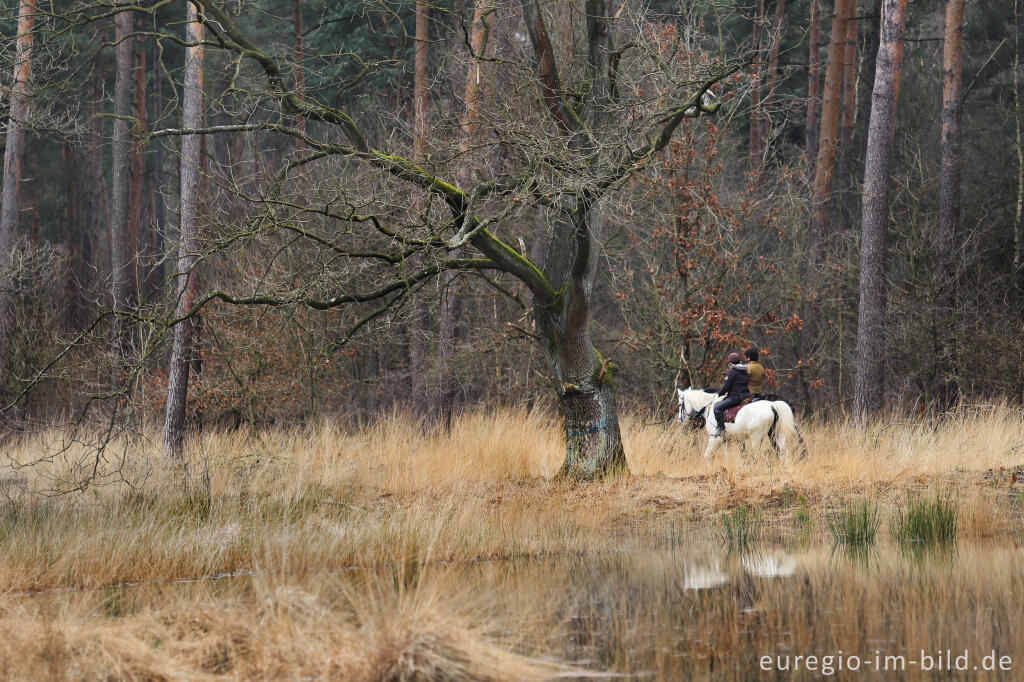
(479, 539, 1024, 680)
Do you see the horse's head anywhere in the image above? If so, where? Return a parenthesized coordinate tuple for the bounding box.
(677, 387, 711, 428)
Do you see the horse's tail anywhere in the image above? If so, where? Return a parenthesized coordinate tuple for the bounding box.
(767, 405, 780, 449)
(770, 400, 798, 455)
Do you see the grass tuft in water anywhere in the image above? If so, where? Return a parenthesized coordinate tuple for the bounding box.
(891, 495, 958, 546)
(827, 500, 880, 545)
(720, 506, 761, 548)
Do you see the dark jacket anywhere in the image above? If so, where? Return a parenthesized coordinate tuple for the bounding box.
(747, 361, 765, 396)
(718, 364, 751, 399)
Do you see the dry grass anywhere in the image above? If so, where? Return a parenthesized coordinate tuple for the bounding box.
(0, 404, 1022, 679)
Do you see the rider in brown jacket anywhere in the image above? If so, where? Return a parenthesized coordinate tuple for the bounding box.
(745, 348, 765, 398)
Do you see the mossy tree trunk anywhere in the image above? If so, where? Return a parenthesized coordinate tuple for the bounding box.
(534, 204, 626, 480)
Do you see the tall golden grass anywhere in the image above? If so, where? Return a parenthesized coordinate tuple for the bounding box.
(0, 405, 1021, 678)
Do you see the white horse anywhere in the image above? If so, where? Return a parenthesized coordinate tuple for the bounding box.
(676, 387, 799, 460)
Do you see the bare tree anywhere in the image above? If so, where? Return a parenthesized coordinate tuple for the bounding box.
(0, 0, 37, 363)
(146, 0, 738, 477)
(162, 1, 204, 460)
(854, 0, 909, 419)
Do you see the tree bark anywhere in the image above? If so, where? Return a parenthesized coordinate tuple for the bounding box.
(853, 0, 908, 420)
(759, 0, 787, 154)
(408, 0, 431, 414)
(805, 0, 822, 168)
(293, 0, 306, 145)
(938, 0, 963, 286)
(837, 5, 859, 228)
(536, 205, 626, 480)
(520, 0, 627, 477)
(810, 0, 854, 259)
(129, 29, 147, 305)
(163, 2, 204, 461)
(0, 0, 36, 363)
(936, 0, 964, 401)
(749, 0, 765, 166)
(110, 3, 134, 357)
(1016, 0, 1024, 280)
(149, 30, 166, 301)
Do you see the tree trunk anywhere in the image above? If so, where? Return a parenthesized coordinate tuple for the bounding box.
(0, 0, 36, 364)
(409, 0, 431, 414)
(936, 0, 964, 402)
(536, 204, 627, 480)
(439, 1, 495, 422)
(129, 29, 147, 306)
(853, 0, 908, 420)
(163, 2, 204, 461)
(149, 29, 166, 301)
(810, 0, 854, 258)
(749, 0, 765, 166)
(110, 3, 134, 357)
(1016, 0, 1023, 280)
(837, 5, 859, 227)
(759, 0, 787, 153)
(805, 0, 822, 168)
(293, 0, 306, 145)
(938, 0, 963, 288)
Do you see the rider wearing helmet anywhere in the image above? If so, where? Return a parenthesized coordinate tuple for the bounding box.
(713, 352, 751, 436)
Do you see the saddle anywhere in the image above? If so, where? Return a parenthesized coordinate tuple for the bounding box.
(724, 397, 753, 423)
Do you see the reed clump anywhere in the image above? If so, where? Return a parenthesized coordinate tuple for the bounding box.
(720, 506, 761, 548)
(891, 495, 958, 546)
(827, 500, 881, 546)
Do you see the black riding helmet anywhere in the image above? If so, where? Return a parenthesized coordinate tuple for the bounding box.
(744, 348, 760, 361)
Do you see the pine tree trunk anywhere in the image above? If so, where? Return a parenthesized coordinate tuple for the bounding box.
(805, 0, 822, 168)
(853, 0, 908, 420)
(149, 32, 166, 301)
(439, 1, 495, 422)
(293, 0, 305, 145)
(809, 0, 854, 259)
(163, 2, 204, 461)
(128, 31, 147, 306)
(759, 0, 787, 152)
(148, 31, 165, 303)
(110, 4, 134, 356)
(749, 0, 765, 166)
(938, 0, 963, 289)
(936, 0, 964, 402)
(1015, 0, 1024, 280)
(0, 0, 36, 364)
(837, 6, 859, 227)
(409, 0, 430, 414)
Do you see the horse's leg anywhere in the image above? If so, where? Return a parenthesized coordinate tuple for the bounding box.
(703, 435, 721, 459)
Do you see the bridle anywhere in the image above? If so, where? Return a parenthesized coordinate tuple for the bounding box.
(677, 391, 709, 428)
